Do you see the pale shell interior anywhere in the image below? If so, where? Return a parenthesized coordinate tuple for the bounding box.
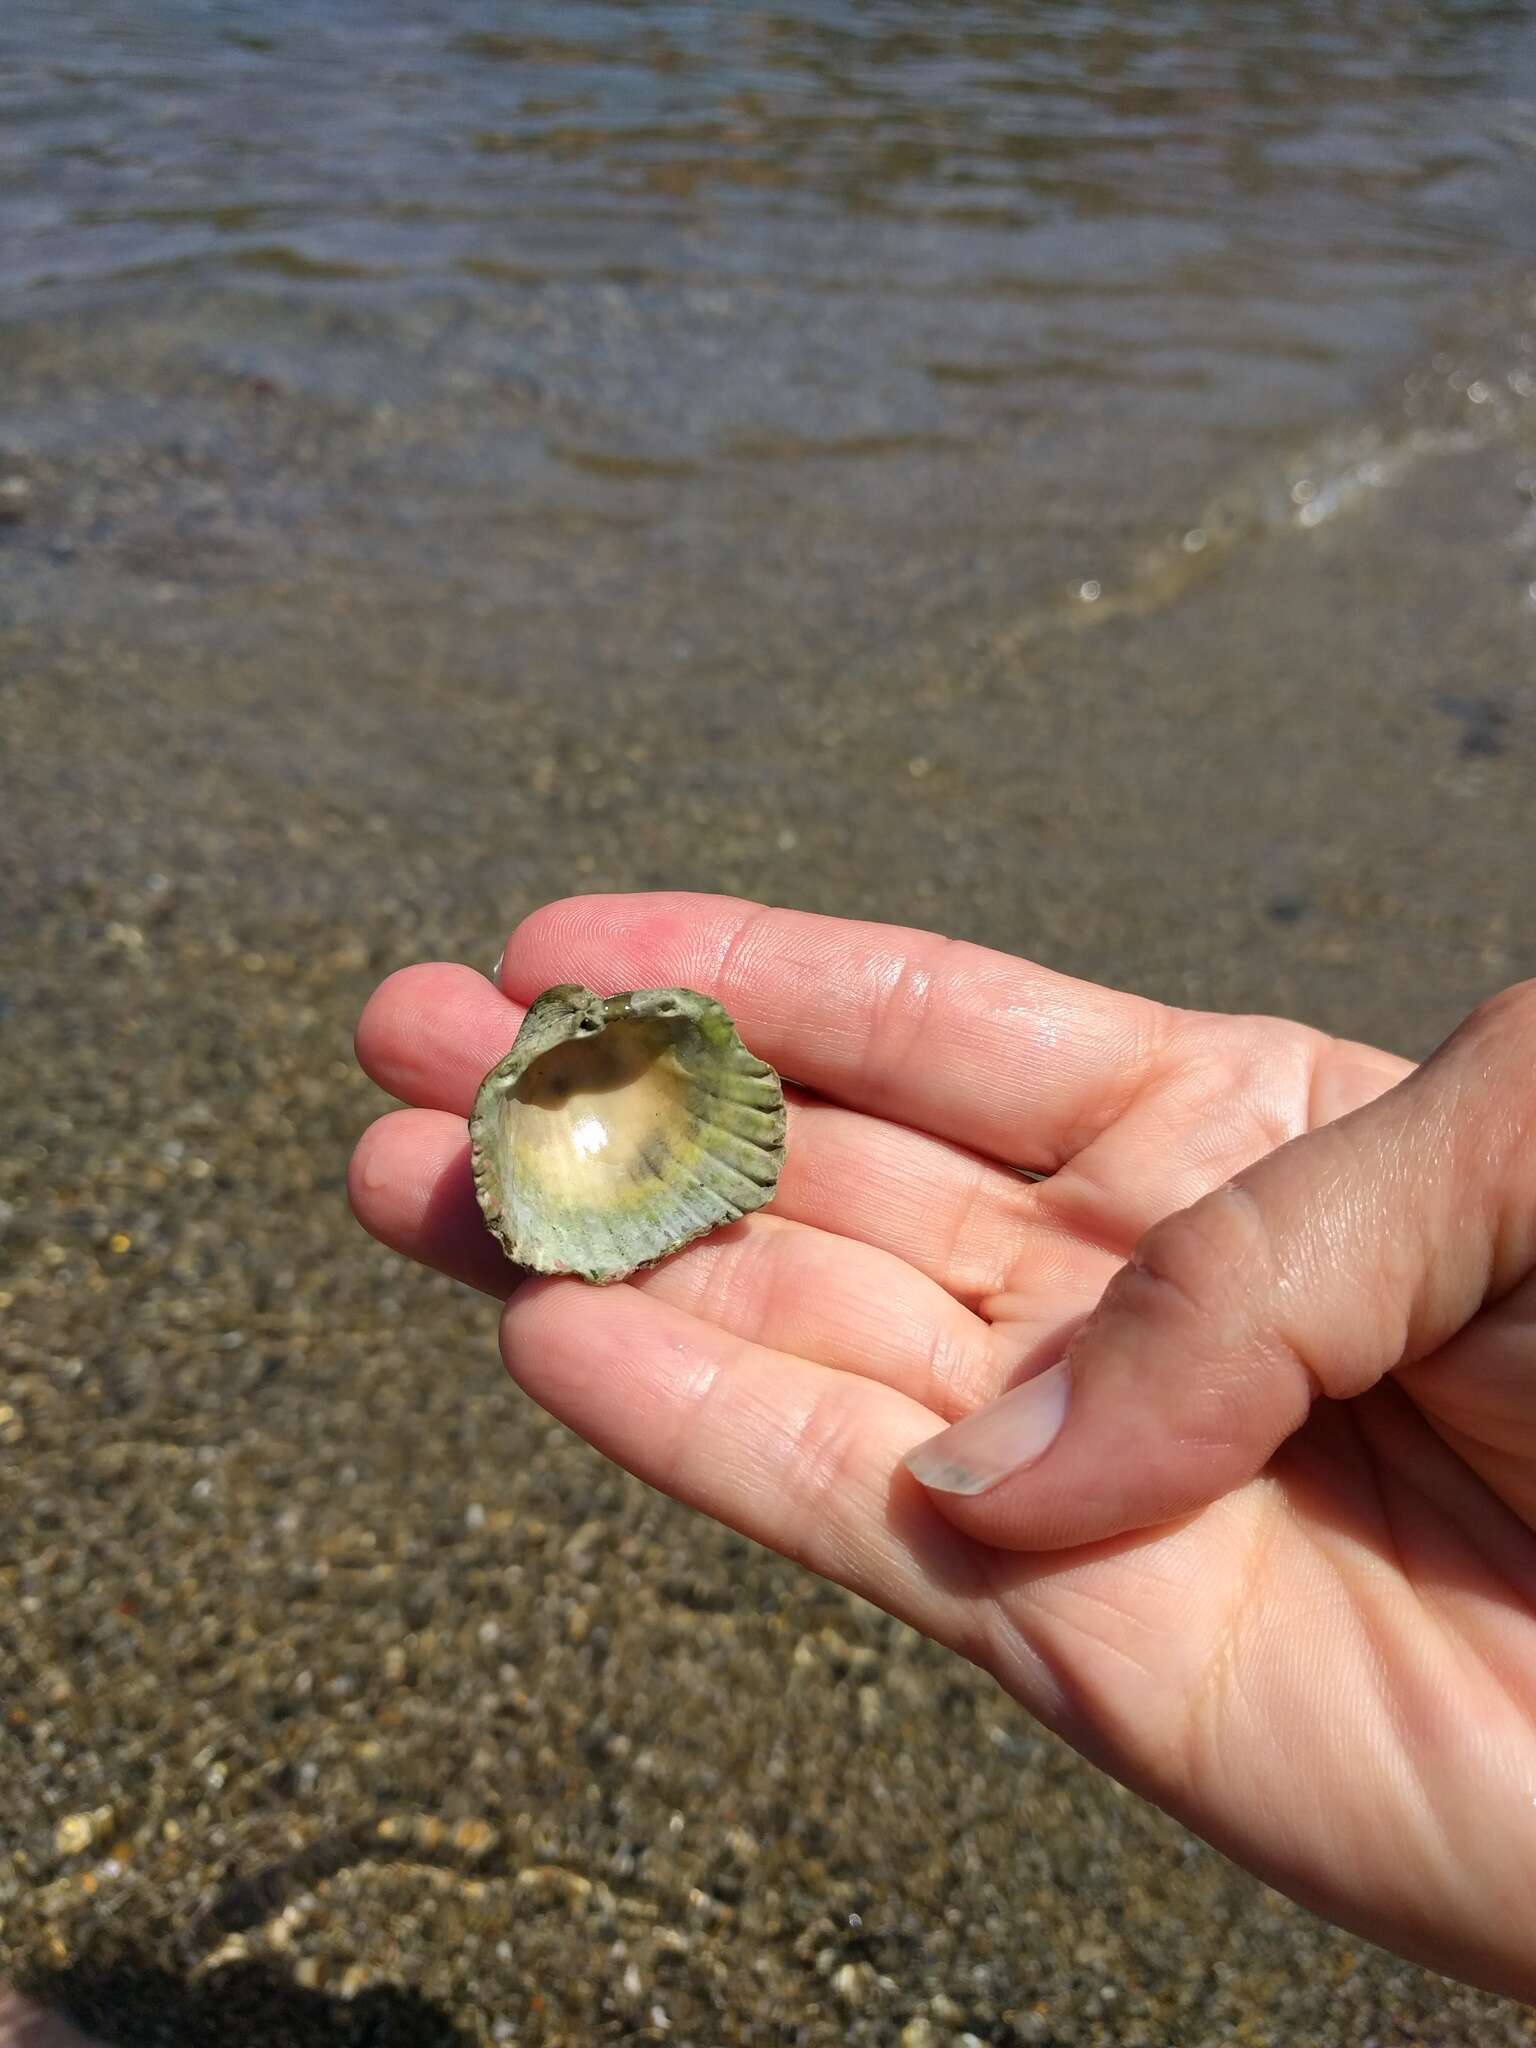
(505, 1020, 692, 1207)
(474, 1000, 784, 1282)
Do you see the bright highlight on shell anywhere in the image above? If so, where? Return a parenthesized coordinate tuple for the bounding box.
(470, 984, 787, 1284)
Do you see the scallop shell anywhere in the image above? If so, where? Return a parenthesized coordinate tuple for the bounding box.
(470, 984, 786, 1283)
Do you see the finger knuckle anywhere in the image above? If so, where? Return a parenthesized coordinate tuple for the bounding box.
(787, 1380, 869, 1534)
(1459, 979, 1536, 1071)
(1115, 1180, 1272, 1336)
(1440, 982, 1536, 1165)
(864, 943, 945, 1081)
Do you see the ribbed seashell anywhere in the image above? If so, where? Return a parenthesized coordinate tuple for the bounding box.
(470, 984, 786, 1283)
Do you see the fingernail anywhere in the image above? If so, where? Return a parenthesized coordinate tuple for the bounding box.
(904, 1359, 1071, 1496)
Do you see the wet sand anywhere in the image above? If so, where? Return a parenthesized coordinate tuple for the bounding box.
(3, 274, 1536, 2046)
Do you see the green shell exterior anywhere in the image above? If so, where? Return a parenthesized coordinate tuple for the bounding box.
(469, 985, 787, 1283)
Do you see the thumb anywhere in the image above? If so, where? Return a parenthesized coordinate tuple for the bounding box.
(906, 983, 1536, 1549)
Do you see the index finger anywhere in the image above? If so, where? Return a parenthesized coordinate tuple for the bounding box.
(498, 893, 1170, 1173)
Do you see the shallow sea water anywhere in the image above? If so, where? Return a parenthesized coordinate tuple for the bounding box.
(4, 0, 1536, 641)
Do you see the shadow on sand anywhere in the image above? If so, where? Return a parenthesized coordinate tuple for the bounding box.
(22, 1948, 474, 2048)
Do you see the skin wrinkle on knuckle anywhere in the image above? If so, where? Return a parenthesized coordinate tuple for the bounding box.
(940, 1155, 1021, 1304)
(1105, 1177, 1330, 1431)
(1257, 1114, 1425, 1392)
(1440, 980, 1536, 1158)
(919, 1306, 986, 1417)
(669, 1236, 734, 1337)
(1052, 1001, 1175, 1168)
(1402, 1003, 1535, 1316)
(1476, 986, 1536, 1232)
(781, 1378, 871, 1552)
(863, 938, 949, 1089)
(1038, 1016, 1283, 1251)
(1125, 1177, 1272, 1332)
(936, 1161, 987, 1299)
(654, 1324, 735, 1493)
(1205, 1175, 1342, 1407)
(709, 903, 779, 1015)
(1032, 1143, 1139, 1257)
(975, 1596, 1079, 1736)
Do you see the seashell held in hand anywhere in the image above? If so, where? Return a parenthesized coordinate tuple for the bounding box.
(470, 984, 787, 1283)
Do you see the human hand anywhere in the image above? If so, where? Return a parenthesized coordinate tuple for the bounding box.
(350, 894, 1536, 2002)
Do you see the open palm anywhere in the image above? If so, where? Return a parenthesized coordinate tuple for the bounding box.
(350, 893, 1536, 2002)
